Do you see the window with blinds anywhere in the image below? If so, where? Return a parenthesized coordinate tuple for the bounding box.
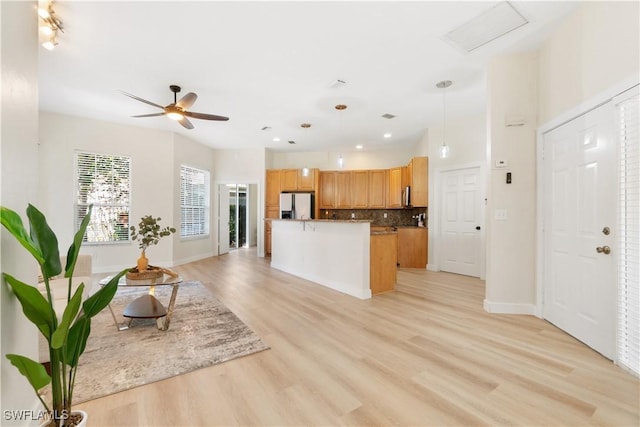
(180, 165, 210, 238)
(75, 151, 131, 243)
(616, 91, 639, 376)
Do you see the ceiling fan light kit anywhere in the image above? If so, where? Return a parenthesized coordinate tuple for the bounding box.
(121, 85, 229, 130)
(39, 1, 64, 51)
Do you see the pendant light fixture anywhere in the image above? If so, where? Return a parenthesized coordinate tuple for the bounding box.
(436, 80, 452, 159)
(38, 1, 64, 51)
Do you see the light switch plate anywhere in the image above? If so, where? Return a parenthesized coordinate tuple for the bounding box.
(495, 159, 508, 168)
(494, 209, 508, 221)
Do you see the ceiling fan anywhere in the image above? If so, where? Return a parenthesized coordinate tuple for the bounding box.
(120, 85, 229, 129)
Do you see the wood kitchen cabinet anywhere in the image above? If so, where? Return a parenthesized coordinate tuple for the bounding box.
(368, 169, 387, 208)
(319, 172, 337, 208)
(408, 156, 428, 207)
(265, 220, 272, 256)
(335, 171, 352, 208)
(370, 232, 397, 294)
(297, 168, 316, 190)
(397, 227, 428, 268)
(266, 169, 281, 209)
(388, 167, 403, 208)
(350, 170, 369, 208)
(280, 169, 298, 191)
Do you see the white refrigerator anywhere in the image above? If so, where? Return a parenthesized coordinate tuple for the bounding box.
(280, 193, 313, 219)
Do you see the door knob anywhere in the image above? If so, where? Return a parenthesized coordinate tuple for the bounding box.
(596, 246, 611, 255)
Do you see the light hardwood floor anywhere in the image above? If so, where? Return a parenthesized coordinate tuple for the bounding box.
(80, 248, 639, 426)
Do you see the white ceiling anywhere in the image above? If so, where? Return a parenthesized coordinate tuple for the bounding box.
(39, 1, 578, 153)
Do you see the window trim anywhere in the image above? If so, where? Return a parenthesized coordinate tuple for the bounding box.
(179, 164, 210, 239)
(74, 150, 132, 245)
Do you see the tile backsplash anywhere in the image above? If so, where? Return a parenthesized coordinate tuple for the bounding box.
(319, 207, 427, 227)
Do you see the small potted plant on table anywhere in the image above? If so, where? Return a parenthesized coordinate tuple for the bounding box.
(128, 215, 176, 279)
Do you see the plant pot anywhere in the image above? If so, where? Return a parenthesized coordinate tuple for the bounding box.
(40, 410, 87, 427)
(137, 250, 148, 271)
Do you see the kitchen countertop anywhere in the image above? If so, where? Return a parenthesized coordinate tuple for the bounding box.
(269, 218, 372, 223)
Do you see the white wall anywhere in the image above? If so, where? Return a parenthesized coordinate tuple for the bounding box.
(212, 148, 266, 255)
(38, 112, 209, 273)
(538, 1, 640, 125)
(172, 133, 217, 265)
(1, 0, 42, 420)
(485, 53, 538, 314)
(484, 1, 639, 314)
(269, 145, 417, 171)
(425, 113, 487, 270)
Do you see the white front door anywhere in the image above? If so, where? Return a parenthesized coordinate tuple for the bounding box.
(439, 167, 483, 277)
(542, 102, 616, 359)
(218, 184, 230, 255)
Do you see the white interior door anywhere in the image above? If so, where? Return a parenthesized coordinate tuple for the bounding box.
(439, 167, 483, 277)
(218, 184, 230, 255)
(542, 102, 616, 359)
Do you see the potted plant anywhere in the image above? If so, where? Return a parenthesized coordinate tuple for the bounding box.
(129, 215, 176, 272)
(1, 204, 128, 427)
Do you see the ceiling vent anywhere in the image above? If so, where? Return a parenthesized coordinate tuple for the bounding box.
(288, 140, 296, 144)
(442, 2, 528, 53)
(261, 126, 271, 131)
(381, 113, 396, 119)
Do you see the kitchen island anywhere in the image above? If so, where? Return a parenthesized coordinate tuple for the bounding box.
(271, 219, 395, 299)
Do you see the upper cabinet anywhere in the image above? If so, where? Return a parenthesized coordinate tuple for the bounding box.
(277, 168, 318, 192)
(335, 171, 352, 209)
(388, 167, 403, 208)
(306, 157, 428, 211)
(350, 170, 369, 208)
(319, 171, 337, 209)
(408, 156, 428, 207)
(297, 168, 316, 191)
(266, 169, 281, 209)
(280, 169, 298, 191)
(368, 169, 387, 208)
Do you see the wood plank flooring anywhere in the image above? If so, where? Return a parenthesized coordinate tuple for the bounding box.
(79, 248, 639, 426)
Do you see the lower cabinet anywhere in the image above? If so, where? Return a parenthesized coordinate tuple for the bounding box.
(397, 227, 427, 268)
(370, 232, 397, 295)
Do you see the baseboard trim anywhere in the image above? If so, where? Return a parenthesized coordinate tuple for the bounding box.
(483, 299, 536, 315)
(173, 252, 215, 267)
(427, 263, 438, 272)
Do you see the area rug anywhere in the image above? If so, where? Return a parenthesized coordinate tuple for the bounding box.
(71, 281, 269, 403)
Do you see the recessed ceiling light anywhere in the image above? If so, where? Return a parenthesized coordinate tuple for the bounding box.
(383, 133, 392, 138)
(300, 123, 311, 128)
(273, 137, 280, 142)
(335, 104, 347, 110)
(355, 144, 363, 150)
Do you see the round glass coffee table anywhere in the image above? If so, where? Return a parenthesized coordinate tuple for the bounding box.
(99, 274, 183, 331)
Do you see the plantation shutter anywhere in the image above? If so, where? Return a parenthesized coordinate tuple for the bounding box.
(180, 165, 210, 238)
(75, 152, 131, 243)
(616, 89, 639, 376)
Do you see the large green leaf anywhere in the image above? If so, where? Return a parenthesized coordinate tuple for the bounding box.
(0, 206, 44, 264)
(82, 269, 127, 318)
(3, 274, 54, 338)
(51, 283, 84, 349)
(65, 316, 90, 367)
(6, 354, 51, 392)
(26, 204, 61, 280)
(65, 205, 93, 278)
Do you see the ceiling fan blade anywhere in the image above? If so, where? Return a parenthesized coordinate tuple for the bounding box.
(178, 117, 194, 129)
(131, 112, 166, 118)
(176, 92, 197, 110)
(119, 91, 165, 109)
(184, 111, 229, 121)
